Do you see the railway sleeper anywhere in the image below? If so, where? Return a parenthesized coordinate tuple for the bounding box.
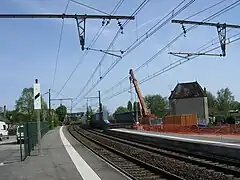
(126, 170, 153, 175)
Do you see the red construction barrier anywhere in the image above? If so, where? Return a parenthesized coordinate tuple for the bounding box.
(141, 124, 240, 135)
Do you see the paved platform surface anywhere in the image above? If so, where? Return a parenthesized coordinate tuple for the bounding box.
(0, 126, 129, 180)
(112, 128, 240, 144)
(0, 136, 21, 165)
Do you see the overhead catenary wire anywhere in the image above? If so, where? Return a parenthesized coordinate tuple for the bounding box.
(103, 32, 240, 100)
(111, 0, 125, 14)
(70, 0, 110, 15)
(55, 0, 124, 97)
(104, 0, 231, 94)
(72, 0, 150, 103)
(183, 0, 228, 20)
(51, 0, 70, 89)
(72, 0, 195, 108)
(103, 0, 240, 95)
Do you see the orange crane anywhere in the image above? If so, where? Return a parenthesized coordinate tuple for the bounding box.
(129, 69, 157, 126)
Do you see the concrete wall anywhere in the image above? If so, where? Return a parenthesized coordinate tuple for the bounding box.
(107, 130, 240, 161)
(169, 97, 209, 124)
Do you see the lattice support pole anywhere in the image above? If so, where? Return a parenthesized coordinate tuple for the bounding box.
(217, 25, 227, 57)
(76, 18, 86, 51)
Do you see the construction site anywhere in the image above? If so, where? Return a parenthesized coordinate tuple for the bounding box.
(93, 67, 240, 139)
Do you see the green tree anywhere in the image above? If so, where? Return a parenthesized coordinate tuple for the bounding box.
(127, 101, 133, 112)
(232, 101, 240, 110)
(55, 104, 67, 122)
(206, 91, 217, 111)
(144, 94, 168, 117)
(113, 106, 129, 116)
(15, 87, 48, 121)
(86, 106, 94, 119)
(216, 88, 235, 113)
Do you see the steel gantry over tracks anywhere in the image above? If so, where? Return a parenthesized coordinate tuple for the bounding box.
(0, 13, 135, 51)
(169, 19, 240, 57)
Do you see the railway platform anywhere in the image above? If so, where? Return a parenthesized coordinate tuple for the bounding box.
(109, 128, 240, 161)
(111, 128, 240, 145)
(0, 126, 129, 180)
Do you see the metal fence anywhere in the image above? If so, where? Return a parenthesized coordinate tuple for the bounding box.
(20, 121, 49, 161)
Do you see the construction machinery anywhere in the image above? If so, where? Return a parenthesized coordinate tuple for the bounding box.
(129, 69, 157, 127)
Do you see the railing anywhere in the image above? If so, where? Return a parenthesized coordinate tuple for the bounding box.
(20, 121, 49, 161)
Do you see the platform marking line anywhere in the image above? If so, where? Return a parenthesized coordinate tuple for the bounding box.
(111, 129, 240, 147)
(59, 126, 101, 180)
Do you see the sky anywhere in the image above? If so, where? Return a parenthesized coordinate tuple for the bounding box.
(0, 0, 240, 113)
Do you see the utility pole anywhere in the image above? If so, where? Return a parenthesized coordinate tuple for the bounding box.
(98, 90, 102, 113)
(48, 89, 51, 116)
(84, 91, 102, 119)
(70, 99, 73, 114)
(86, 99, 89, 116)
(48, 89, 54, 129)
(170, 19, 240, 57)
(3, 105, 6, 118)
(33, 79, 42, 155)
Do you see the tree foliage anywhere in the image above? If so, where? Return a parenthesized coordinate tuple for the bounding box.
(113, 106, 129, 116)
(232, 101, 240, 110)
(15, 87, 48, 121)
(144, 94, 168, 117)
(206, 91, 217, 111)
(127, 101, 133, 111)
(86, 106, 94, 119)
(112, 87, 240, 121)
(216, 88, 235, 112)
(55, 104, 67, 122)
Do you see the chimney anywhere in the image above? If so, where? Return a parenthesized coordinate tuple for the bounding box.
(204, 87, 206, 93)
(3, 105, 6, 118)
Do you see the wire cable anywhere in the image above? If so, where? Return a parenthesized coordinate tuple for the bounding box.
(70, 0, 110, 15)
(112, 0, 125, 14)
(184, 0, 228, 20)
(103, 0, 240, 95)
(55, 0, 124, 97)
(51, 0, 70, 89)
(72, 0, 194, 107)
(73, 0, 150, 102)
(104, 32, 240, 100)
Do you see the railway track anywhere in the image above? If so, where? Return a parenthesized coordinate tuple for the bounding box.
(68, 125, 182, 180)
(70, 125, 240, 180)
(89, 128, 240, 178)
(104, 129, 240, 167)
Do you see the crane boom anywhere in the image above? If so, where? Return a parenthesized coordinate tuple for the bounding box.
(129, 69, 149, 116)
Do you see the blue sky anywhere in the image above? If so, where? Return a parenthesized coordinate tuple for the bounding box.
(0, 0, 240, 113)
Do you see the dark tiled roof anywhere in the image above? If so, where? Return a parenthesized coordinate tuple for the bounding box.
(169, 81, 206, 99)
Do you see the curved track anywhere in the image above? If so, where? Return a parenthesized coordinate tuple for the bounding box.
(90, 128, 240, 178)
(69, 125, 240, 180)
(68, 125, 183, 180)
